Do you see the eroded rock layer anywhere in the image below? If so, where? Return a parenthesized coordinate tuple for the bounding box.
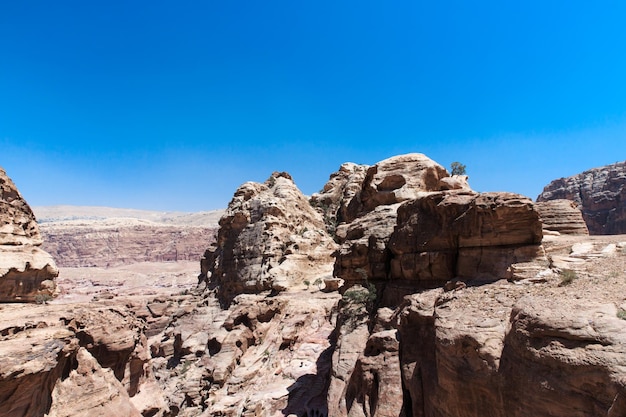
(0, 303, 148, 417)
(331, 154, 545, 299)
(0, 167, 58, 302)
(535, 199, 589, 235)
(328, 236, 626, 417)
(40, 221, 217, 268)
(201, 172, 337, 306)
(538, 161, 626, 234)
(0, 168, 42, 246)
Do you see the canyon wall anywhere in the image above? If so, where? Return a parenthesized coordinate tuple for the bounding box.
(36, 208, 221, 268)
(538, 161, 626, 235)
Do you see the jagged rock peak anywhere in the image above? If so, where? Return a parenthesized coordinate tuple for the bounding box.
(310, 162, 369, 232)
(201, 172, 337, 306)
(311, 153, 470, 233)
(0, 166, 58, 302)
(537, 160, 626, 234)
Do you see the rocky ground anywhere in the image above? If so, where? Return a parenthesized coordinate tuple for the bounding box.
(52, 261, 200, 304)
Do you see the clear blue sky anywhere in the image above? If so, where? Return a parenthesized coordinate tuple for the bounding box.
(2, 1, 625, 211)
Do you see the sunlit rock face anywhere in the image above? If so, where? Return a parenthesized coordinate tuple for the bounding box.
(0, 166, 58, 302)
(330, 153, 544, 303)
(535, 199, 589, 235)
(201, 171, 337, 306)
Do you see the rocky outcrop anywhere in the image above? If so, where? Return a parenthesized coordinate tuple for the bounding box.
(201, 172, 337, 306)
(389, 192, 544, 284)
(0, 167, 58, 302)
(310, 162, 369, 232)
(328, 236, 626, 417)
(332, 154, 545, 300)
(343, 153, 449, 222)
(47, 348, 142, 417)
(535, 199, 589, 235)
(0, 303, 148, 417)
(0, 168, 42, 246)
(538, 161, 626, 234)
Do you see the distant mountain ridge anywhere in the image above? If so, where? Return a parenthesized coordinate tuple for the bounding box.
(33, 205, 224, 227)
(34, 205, 223, 267)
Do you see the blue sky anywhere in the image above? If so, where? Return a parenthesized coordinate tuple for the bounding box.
(1, 1, 625, 211)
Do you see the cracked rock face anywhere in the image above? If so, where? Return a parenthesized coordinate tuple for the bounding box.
(0, 166, 58, 302)
(538, 161, 626, 235)
(201, 172, 337, 306)
(330, 154, 545, 301)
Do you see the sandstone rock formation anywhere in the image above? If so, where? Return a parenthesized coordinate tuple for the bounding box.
(535, 199, 589, 235)
(0, 303, 148, 417)
(538, 160, 626, 234)
(343, 153, 449, 222)
(328, 235, 626, 417)
(330, 154, 545, 303)
(201, 172, 337, 306)
(310, 162, 369, 231)
(47, 347, 142, 417)
(388, 192, 544, 284)
(0, 167, 58, 302)
(2, 154, 626, 417)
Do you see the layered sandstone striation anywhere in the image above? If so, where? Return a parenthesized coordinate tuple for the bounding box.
(331, 154, 545, 302)
(538, 160, 626, 234)
(535, 199, 589, 235)
(201, 172, 337, 306)
(36, 207, 222, 268)
(0, 167, 58, 302)
(327, 235, 626, 417)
